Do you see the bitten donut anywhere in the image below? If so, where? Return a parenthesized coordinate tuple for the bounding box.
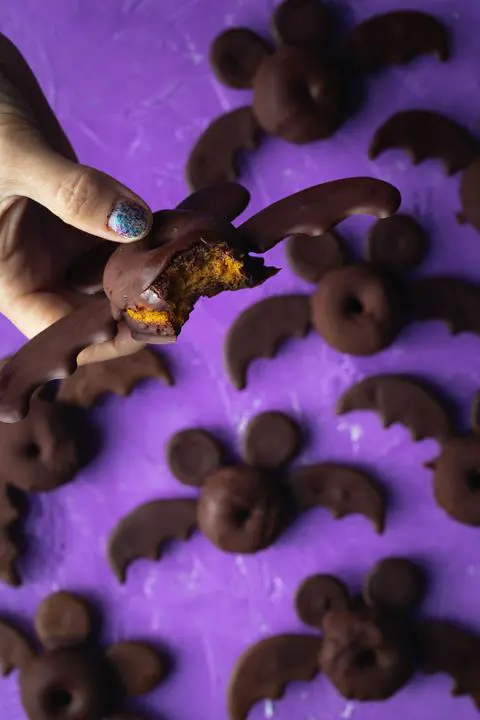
(197, 465, 286, 553)
(320, 608, 415, 700)
(310, 265, 401, 355)
(252, 47, 343, 144)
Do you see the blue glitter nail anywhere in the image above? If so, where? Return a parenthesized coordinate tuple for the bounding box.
(107, 200, 149, 238)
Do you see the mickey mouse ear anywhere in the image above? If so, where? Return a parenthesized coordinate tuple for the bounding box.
(166, 429, 224, 486)
(271, 0, 333, 49)
(210, 28, 272, 89)
(34, 592, 93, 650)
(363, 557, 427, 613)
(242, 411, 302, 470)
(295, 574, 351, 629)
(0, 619, 35, 675)
(106, 641, 168, 698)
(286, 230, 348, 283)
(176, 182, 251, 221)
(365, 214, 428, 273)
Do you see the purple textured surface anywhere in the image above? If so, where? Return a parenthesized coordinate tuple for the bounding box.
(1, 0, 480, 718)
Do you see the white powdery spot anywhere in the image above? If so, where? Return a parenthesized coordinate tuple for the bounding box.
(235, 555, 247, 575)
(264, 700, 275, 718)
(143, 573, 157, 597)
(467, 565, 480, 576)
(268, 576, 285, 601)
(341, 702, 355, 719)
(350, 425, 362, 443)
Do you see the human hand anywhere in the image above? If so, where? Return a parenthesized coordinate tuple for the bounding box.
(0, 33, 153, 364)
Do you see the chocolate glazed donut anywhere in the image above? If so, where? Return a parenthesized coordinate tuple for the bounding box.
(320, 607, 415, 701)
(19, 647, 110, 720)
(197, 465, 287, 553)
(432, 435, 480, 526)
(252, 46, 344, 144)
(310, 265, 402, 355)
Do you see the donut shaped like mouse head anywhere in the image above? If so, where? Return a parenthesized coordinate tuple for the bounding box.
(287, 213, 429, 356)
(227, 557, 426, 718)
(209, 0, 343, 144)
(0, 591, 169, 720)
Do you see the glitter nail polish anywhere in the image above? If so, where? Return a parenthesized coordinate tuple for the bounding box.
(107, 200, 150, 239)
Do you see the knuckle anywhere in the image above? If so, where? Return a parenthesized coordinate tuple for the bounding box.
(56, 168, 98, 218)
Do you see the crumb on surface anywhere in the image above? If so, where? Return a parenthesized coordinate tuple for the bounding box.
(126, 241, 246, 334)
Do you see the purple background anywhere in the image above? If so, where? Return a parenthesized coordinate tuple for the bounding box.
(1, 0, 480, 718)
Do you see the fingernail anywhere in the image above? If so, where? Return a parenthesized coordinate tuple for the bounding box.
(107, 200, 150, 239)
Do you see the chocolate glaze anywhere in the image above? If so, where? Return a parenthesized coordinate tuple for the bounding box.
(337, 374, 452, 443)
(228, 634, 322, 720)
(252, 47, 344, 144)
(310, 265, 402, 356)
(346, 10, 449, 72)
(239, 178, 401, 252)
(197, 465, 287, 553)
(369, 110, 478, 175)
(209, 28, 271, 89)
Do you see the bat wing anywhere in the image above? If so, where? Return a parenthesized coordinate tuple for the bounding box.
(0, 486, 20, 586)
(186, 107, 261, 191)
(57, 348, 173, 407)
(0, 298, 117, 423)
(239, 177, 401, 252)
(411, 277, 480, 338)
(224, 295, 311, 390)
(336, 374, 452, 442)
(289, 463, 386, 533)
(228, 634, 322, 720)
(369, 111, 478, 175)
(346, 10, 449, 72)
(0, 619, 35, 675)
(108, 499, 198, 583)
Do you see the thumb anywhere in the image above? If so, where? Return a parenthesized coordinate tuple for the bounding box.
(11, 142, 152, 242)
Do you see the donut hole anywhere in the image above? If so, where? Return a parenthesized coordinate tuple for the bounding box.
(23, 442, 41, 460)
(467, 470, 480, 493)
(232, 507, 251, 526)
(343, 296, 364, 317)
(45, 687, 73, 715)
(354, 648, 376, 669)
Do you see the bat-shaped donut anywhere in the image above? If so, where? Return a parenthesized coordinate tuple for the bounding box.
(337, 374, 452, 443)
(369, 110, 478, 175)
(227, 634, 322, 720)
(186, 107, 261, 191)
(224, 294, 311, 390)
(411, 277, 480, 337)
(0, 178, 401, 421)
(346, 10, 449, 73)
(108, 499, 198, 582)
(240, 177, 401, 252)
(288, 463, 386, 533)
(57, 348, 173, 407)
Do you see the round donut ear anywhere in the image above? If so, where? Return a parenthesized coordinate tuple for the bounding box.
(242, 411, 303, 470)
(295, 574, 351, 629)
(0, 619, 36, 675)
(209, 28, 272, 89)
(34, 592, 93, 650)
(271, 0, 333, 50)
(166, 429, 225, 486)
(362, 557, 427, 614)
(176, 182, 251, 221)
(105, 641, 169, 698)
(286, 231, 348, 283)
(364, 214, 429, 274)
